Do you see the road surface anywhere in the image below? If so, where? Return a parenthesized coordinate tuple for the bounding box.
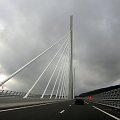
(0, 100, 119, 120)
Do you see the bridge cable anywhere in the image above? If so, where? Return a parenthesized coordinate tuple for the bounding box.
(49, 58, 64, 99)
(49, 44, 70, 99)
(60, 48, 70, 99)
(58, 60, 68, 99)
(55, 66, 64, 99)
(0, 33, 69, 86)
(63, 80, 67, 99)
(41, 40, 70, 98)
(61, 54, 70, 99)
(61, 44, 71, 98)
(24, 35, 70, 98)
(49, 42, 70, 99)
(55, 45, 70, 99)
(62, 76, 66, 99)
(62, 71, 67, 98)
(59, 79, 64, 99)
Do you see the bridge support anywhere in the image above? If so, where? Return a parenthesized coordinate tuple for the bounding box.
(68, 16, 74, 99)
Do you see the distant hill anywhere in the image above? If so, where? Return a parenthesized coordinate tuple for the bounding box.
(79, 84, 120, 97)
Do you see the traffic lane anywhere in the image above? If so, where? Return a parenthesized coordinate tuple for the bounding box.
(0, 100, 73, 120)
(59, 103, 118, 120)
(0, 100, 118, 120)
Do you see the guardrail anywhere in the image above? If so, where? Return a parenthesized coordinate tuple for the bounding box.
(0, 89, 63, 99)
(0, 89, 40, 98)
(0, 90, 25, 97)
(86, 87, 120, 109)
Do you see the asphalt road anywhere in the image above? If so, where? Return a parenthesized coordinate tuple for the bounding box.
(0, 100, 119, 120)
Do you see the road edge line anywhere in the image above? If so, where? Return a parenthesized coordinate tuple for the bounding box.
(92, 106, 120, 120)
(0, 101, 60, 113)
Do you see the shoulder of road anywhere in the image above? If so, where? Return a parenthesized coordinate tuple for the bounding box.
(0, 97, 66, 110)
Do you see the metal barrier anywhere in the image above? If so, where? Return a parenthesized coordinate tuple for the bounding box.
(0, 89, 39, 98)
(0, 89, 64, 98)
(86, 87, 120, 109)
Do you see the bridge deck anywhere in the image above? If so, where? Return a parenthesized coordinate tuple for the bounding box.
(0, 100, 119, 120)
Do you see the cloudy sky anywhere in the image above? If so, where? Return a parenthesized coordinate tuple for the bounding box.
(0, 0, 120, 95)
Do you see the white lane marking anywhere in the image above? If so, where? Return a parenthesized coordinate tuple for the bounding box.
(69, 105, 71, 106)
(85, 102, 89, 104)
(60, 110, 65, 114)
(0, 102, 59, 113)
(92, 106, 120, 120)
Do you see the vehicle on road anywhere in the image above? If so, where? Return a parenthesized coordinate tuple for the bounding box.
(75, 97, 84, 105)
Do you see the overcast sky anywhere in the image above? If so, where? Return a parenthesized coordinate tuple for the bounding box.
(0, 0, 120, 95)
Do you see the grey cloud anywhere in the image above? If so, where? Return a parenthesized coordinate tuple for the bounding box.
(0, 0, 120, 95)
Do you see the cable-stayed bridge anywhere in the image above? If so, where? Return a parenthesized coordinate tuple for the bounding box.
(0, 16, 119, 120)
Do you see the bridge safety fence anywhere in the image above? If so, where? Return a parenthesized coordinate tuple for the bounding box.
(85, 87, 120, 109)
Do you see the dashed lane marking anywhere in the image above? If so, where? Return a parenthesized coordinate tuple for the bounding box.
(60, 110, 65, 114)
(85, 102, 89, 104)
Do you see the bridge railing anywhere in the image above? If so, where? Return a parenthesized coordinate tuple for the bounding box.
(0, 89, 25, 97)
(0, 89, 41, 98)
(85, 87, 120, 109)
(0, 89, 67, 99)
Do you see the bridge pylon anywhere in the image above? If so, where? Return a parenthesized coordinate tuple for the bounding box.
(68, 16, 74, 100)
